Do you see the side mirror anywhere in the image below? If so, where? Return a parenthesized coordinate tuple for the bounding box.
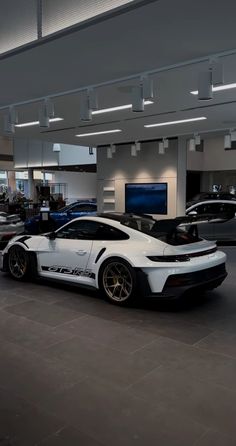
(188, 210, 198, 216)
(48, 231, 56, 240)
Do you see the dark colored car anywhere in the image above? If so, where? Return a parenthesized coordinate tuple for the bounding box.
(186, 192, 236, 208)
(25, 201, 97, 234)
(186, 199, 236, 242)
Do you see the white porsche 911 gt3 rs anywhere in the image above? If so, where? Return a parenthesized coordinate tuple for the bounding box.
(1, 213, 227, 305)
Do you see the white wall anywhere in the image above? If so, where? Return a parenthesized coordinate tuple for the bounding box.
(53, 171, 97, 202)
(14, 139, 96, 168)
(59, 144, 96, 165)
(187, 135, 236, 192)
(203, 136, 236, 171)
(187, 136, 236, 172)
(97, 139, 182, 218)
(187, 149, 204, 171)
(14, 139, 59, 168)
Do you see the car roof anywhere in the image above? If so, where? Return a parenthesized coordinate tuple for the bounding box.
(187, 193, 236, 207)
(97, 212, 154, 223)
(186, 199, 236, 209)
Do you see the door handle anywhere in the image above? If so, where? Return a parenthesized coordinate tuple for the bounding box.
(76, 250, 87, 255)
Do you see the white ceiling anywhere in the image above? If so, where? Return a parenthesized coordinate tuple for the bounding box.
(1, 0, 236, 146)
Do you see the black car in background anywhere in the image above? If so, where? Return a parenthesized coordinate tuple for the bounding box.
(186, 199, 236, 242)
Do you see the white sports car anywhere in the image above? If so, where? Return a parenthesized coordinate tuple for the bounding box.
(1, 213, 227, 305)
(0, 212, 24, 248)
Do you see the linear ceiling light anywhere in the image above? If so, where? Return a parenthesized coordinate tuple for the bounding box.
(191, 82, 236, 95)
(15, 117, 64, 128)
(92, 100, 153, 115)
(144, 117, 207, 128)
(76, 129, 122, 137)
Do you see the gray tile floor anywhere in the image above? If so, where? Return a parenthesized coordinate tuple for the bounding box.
(0, 247, 235, 445)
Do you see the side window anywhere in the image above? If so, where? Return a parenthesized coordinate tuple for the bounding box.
(70, 204, 96, 212)
(94, 224, 129, 240)
(194, 203, 222, 214)
(56, 220, 128, 240)
(56, 220, 98, 239)
(192, 204, 208, 214)
(220, 203, 236, 217)
(79, 204, 97, 212)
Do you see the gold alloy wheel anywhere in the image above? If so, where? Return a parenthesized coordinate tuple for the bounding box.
(102, 261, 133, 302)
(9, 246, 28, 279)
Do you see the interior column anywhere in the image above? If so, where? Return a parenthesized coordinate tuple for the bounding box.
(176, 137, 187, 216)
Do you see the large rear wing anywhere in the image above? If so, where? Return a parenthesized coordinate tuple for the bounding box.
(151, 213, 232, 238)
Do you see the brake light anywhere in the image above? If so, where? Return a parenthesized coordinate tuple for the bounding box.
(147, 255, 190, 262)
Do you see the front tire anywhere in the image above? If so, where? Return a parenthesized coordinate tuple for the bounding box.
(98, 257, 136, 305)
(8, 246, 30, 281)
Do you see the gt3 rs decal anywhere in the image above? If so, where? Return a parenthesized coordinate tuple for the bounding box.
(41, 265, 95, 279)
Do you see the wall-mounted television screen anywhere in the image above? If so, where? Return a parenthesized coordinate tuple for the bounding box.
(125, 183, 168, 215)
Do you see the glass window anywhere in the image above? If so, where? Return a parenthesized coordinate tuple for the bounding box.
(56, 220, 128, 240)
(70, 204, 97, 212)
(192, 202, 236, 215)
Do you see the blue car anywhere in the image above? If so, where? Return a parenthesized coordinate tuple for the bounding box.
(25, 201, 97, 234)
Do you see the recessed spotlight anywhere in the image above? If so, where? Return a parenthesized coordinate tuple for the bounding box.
(144, 117, 207, 128)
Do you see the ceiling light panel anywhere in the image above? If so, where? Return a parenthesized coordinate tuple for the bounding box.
(42, 0, 134, 36)
(76, 129, 122, 137)
(145, 117, 207, 128)
(92, 101, 153, 115)
(15, 117, 64, 128)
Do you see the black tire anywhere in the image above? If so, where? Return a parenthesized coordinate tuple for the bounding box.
(8, 246, 30, 281)
(98, 257, 137, 305)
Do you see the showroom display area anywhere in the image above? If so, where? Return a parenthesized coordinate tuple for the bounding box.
(97, 138, 187, 217)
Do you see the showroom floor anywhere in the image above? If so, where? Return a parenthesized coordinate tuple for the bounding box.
(0, 248, 235, 446)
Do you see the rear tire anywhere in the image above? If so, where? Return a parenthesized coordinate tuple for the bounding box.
(8, 246, 30, 281)
(98, 257, 137, 305)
